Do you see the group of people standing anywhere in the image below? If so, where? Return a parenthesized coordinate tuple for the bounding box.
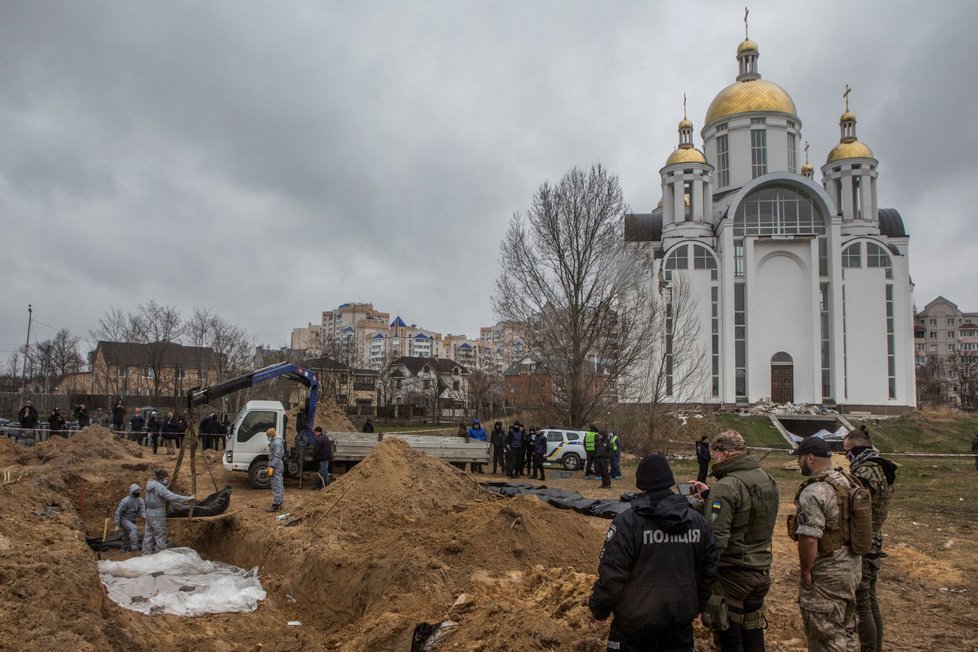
(481, 420, 549, 480)
(589, 426, 895, 652)
(582, 427, 622, 488)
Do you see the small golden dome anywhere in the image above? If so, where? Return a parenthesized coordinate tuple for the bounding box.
(826, 140, 874, 163)
(678, 117, 694, 130)
(665, 147, 707, 166)
(840, 111, 857, 123)
(801, 161, 814, 174)
(737, 38, 758, 54)
(705, 79, 797, 125)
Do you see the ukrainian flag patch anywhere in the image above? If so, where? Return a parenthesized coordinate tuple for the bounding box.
(710, 500, 722, 522)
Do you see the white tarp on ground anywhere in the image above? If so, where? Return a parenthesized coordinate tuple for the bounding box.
(786, 426, 850, 443)
(98, 547, 265, 616)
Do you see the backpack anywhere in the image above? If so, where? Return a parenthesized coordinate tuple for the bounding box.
(789, 469, 873, 556)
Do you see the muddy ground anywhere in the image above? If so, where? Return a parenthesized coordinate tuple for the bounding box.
(1, 426, 976, 651)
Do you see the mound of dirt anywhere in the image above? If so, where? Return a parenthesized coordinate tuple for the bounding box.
(286, 394, 356, 434)
(32, 425, 145, 465)
(298, 438, 488, 524)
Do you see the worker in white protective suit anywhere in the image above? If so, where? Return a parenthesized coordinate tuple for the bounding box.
(142, 468, 194, 555)
(266, 427, 285, 512)
(114, 483, 145, 552)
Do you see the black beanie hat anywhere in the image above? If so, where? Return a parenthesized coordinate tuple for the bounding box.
(635, 454, 676, 492)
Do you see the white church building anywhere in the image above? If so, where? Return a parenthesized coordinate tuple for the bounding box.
(625, 32, 915, 412)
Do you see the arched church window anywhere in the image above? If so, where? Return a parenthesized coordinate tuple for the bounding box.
(664, 244, 689, 270)
(734, 184, 825, 237)
(842, 243, 862, 268)
(866, 242, 893, 279)
(693, 245, 717, 269)
(693, 244, 719, 280)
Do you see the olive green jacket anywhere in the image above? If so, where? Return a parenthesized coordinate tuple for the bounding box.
(700, 453, 779, 571)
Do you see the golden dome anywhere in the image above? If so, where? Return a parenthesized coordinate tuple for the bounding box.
(737, 38, 758, 54)
(840, 111, 857, 123)
(801, 161, 814, 174)
(678, 117, 694, 130)
(826, 140, 874, 163)
(665, 147, 707, 166)
(705, 78, 797, 125)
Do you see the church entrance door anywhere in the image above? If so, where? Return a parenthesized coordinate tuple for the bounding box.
(771, 352, 794, 404)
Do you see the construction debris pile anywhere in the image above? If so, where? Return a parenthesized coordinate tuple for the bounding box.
(746, 402, 840, 416)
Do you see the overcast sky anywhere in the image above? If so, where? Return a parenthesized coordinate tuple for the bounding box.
(2, 0, 976, 364)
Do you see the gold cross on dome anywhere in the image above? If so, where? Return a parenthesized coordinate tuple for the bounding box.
(744, 7, 749, 39)
(804, 141, 810, 163)
(683, 93, 687, 119)
(844, 84, 851, 111)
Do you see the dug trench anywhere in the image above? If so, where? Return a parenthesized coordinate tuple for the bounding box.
(4, 426, 978, 651)
(0, 428, 613, 651)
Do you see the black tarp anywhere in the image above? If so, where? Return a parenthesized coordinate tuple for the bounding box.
(167, 485, 233, 518)
(485, 482, 634, 519)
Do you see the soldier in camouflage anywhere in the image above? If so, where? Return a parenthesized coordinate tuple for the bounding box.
(690, 430, 779, 652)
(844, 426, 896, 652)
(789, 436, 861, 652)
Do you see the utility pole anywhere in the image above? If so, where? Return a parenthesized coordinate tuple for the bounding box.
(20, 304, 32, 395)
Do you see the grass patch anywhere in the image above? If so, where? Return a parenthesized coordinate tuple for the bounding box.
(849, 407, 978, 453)
(713, 414, 787, 449)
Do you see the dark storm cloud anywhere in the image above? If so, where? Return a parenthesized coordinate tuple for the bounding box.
(1, 0, 975, 363)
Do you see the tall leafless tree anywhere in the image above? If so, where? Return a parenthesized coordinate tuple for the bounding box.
(616, 272, 707, 453)
(138, 301, 183, 400)
(89, 308, 146, 397)
(493, 164, 654, 427)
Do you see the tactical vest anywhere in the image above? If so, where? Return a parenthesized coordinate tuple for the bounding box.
(729, 469, 779, 547)
(853, 460, 894, 534)
(788, 468, 873, 556)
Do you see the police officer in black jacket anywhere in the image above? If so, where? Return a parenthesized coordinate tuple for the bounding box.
(589, 453, 718, 651)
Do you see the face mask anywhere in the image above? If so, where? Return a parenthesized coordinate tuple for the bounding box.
(844, 450, 855, 462)
(161, 479, 168, 486)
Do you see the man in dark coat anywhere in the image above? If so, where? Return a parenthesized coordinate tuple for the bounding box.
(695, 435, 711, 483)
(18, 400, 39, 442)
(594, 431, 612, 489)
(589, 453, 718, 651)
(489, 421, 505, 475)
(314, 426, 333, 489)
(505, 422, 523, 479)
(111, 400, 126, 433)
(75, 404, 91, 429)
(47, 408, 67, 437)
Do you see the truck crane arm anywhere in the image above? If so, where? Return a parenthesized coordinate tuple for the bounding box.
(186, 362, 320, 431)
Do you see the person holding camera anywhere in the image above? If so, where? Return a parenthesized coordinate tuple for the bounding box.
(688, 430, 779, 652)
(74, 404, 91, 429)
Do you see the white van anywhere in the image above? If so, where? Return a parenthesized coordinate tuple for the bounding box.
(538, 428, 588, 471)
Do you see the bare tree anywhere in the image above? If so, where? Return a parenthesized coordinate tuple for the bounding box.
(209, 317, 252, 382)
(138, 301, 183, 400)
(89, 308, 146, 397)
(616, 272, 707, 453)
(915, 358, 947, 407)
(944, 352, 978, 409)
(49, 329, 84, 379)
(376, 354, 400, 410)
(467, 369, 503, 417)
(493, 164, 654, 427)
(187, 307, 252, 383)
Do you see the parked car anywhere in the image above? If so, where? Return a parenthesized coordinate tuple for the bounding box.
(138, 406, 160, 420)
(538, 427, 588, 470)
